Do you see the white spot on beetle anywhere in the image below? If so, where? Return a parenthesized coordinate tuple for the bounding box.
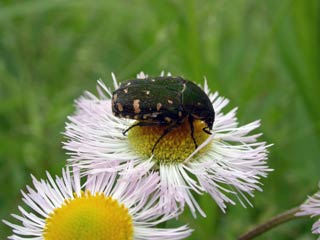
(145, 90, 150, 95)
(165, 117, 172, 122)
(167, 99, 173, 104)
(151, 79, 155, 82)
(126, 82, 132, 86)
(156, 103, 162, 111)
(117, 103, 123, 112)
(123, 88, 128, 93)
(133, 99, 141, 113)
(178, 111, 182, 117)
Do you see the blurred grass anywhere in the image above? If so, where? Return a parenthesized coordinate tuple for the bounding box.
(0, 0, 319, 239)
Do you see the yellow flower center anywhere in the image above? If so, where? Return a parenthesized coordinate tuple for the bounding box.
(128, 119, 211, 164)
(44, 191, 133, 240)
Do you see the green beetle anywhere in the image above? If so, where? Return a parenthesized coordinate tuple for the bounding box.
(112, 76, 215, 153)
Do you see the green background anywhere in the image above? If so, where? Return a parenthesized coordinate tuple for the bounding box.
(0, 0, 319, 239)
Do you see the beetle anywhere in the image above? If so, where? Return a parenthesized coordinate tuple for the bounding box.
(111, 76, 215, 153)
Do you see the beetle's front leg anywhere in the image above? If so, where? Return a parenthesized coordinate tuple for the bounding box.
(188, 115, 198, 149)
(152, 121, 179, 153)
(122, 121, 165, 136)
(202, 126, 212, 135)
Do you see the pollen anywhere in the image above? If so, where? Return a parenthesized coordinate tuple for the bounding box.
(43, 191, 133, 240)
(128, 120, 211, 164)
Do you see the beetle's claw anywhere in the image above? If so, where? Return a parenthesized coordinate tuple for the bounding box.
(202, 127, 212, 135)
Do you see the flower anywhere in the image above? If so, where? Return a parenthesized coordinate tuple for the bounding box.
(297, 182, 320, 234)
(3, 167, 192, 240)
(64, 72, 271, 217)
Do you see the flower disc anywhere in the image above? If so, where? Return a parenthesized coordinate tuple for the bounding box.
(44, 191, 133, 240)
(128, 119, 211, 164)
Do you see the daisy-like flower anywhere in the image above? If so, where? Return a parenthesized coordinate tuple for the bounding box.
(297, 182, 320, 234)
(64, 72, 271, 217)
(3, 167, 192, 240)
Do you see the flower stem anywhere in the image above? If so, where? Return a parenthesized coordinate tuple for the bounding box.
(238, 206, 303, 240)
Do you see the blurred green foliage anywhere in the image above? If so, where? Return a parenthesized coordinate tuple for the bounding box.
(0, 0, 319, 239)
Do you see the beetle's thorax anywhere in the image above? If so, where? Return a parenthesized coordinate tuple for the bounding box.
(181, 81, 215, 128)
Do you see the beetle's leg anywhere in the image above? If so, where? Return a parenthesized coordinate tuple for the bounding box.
(152, 122, 179, 153)
(123, 122, 139, 135)
(188, 115, 198, 149)
(202, 126, 212, 135)
(123, 121, 164, 136)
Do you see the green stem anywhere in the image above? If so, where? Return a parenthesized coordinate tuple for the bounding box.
(238, 206, 303, 240)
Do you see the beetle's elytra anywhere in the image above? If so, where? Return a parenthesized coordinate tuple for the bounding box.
(111, 76, 215, 153)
